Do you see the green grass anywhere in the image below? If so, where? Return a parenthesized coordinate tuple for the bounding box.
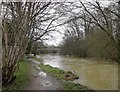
(64, 82, 84, 90)
(3, 58, 30, 92)
(39, 64, 79, 81)
(63, 82, 94, 91)
(39, 64, 93, 91)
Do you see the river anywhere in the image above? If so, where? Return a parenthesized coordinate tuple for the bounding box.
(40, 54, 118, 90)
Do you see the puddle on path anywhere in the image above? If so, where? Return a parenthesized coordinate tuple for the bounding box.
(23, 63, 63, 90)
(41, 80, 52, 87)
(39, 71, 47, 77)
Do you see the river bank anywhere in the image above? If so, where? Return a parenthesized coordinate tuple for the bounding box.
(39, 63, 94, 91)
(3, 53, 118, 91)
(27, 54, 94, 91)
(41, 54, 118, 90)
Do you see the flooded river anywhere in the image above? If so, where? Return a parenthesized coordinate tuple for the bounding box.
(41, 54, 118, 90)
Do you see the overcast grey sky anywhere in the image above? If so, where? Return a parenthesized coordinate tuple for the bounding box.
(44, 26, 65, 46)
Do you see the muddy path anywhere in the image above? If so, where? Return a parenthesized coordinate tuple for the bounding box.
(23, 60, 63, 90)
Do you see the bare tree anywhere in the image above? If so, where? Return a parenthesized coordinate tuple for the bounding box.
(1, 2, 52, 85)
(79, 1, 120, 62)
(0, 3, 2, 91)
(1, 1, 71, 85)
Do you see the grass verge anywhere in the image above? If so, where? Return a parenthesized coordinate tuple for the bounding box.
(63, 82, 94, 91)
(3, 58, 30, 92)
(39, 64, 79, 81)
(39, 64, 94, 91)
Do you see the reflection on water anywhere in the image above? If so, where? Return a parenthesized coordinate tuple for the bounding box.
(41, 54, 65, 69)
(41, 54, 118, 90)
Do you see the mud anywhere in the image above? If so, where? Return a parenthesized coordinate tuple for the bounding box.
(23, 61, 63, 90)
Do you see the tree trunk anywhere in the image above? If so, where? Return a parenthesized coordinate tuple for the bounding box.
(0, 5, 2, 91)
(117, 1, 120, 63)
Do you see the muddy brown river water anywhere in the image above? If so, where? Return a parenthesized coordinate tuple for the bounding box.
(40, 54, 118, 90)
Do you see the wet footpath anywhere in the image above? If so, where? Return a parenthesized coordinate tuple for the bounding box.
(23, 59, 63, 90)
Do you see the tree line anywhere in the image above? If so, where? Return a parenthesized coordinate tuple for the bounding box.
(60, 0, 120, 63)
